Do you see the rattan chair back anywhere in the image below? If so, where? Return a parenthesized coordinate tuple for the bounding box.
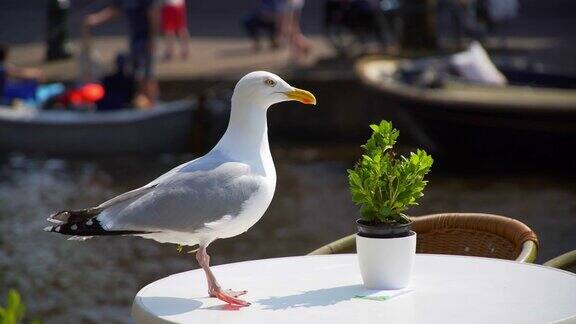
(309, 213, 538, 262)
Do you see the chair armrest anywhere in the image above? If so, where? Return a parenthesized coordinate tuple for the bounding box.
(308, 234, 356, 255)
(543, 250, 576, 270)
(516, 241, 538, 263)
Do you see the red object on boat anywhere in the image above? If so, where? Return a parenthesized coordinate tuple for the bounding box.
(67, 90, 84, 106)
(80, 83, 105, 102)
(55, 83, 105, 108)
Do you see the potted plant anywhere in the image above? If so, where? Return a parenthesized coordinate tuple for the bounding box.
(348, 120, 433, 289)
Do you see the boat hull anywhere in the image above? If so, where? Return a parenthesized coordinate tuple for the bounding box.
(0, 100, 195, 155)
(355, 56, 576, 161)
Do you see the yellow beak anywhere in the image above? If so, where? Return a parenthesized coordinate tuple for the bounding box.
(284, 88, 317, 105)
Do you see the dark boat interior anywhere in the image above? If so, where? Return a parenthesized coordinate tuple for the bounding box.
(500, 67, 576, 89)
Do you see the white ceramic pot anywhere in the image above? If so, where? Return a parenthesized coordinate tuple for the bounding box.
(356, 231, 417, 289)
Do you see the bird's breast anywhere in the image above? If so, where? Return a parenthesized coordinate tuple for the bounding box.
(216, 178, 275, 240)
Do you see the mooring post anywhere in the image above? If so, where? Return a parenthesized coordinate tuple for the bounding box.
(46, 0, 72, 61)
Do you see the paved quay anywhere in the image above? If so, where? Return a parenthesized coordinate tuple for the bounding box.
(8, 34, 565, 84)
(2, 0, 574, 83)
(9, 36, 344, 83)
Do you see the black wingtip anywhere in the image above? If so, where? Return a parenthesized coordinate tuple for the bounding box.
(49, 208, 103, 223)
(44, 218, 152, 237)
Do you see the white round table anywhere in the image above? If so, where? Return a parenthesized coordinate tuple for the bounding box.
(133, 254, 576, 324)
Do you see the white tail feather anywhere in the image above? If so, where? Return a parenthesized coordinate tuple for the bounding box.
(68, 236, 94, 241)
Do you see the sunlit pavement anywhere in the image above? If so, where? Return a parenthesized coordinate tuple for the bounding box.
(2, 0, 576, 81)
(8, 36, 338, 82)
(8, 34, 566, 83)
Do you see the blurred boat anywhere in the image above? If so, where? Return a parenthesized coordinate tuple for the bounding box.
(355, 55, 576, 159)
(0, 100, 195, 155)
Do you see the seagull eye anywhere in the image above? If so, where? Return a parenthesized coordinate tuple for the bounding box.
(265, 79, 276, 87)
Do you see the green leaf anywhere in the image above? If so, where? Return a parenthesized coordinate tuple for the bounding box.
(348, 120, 433, 223)
(0, 290, 28, 324)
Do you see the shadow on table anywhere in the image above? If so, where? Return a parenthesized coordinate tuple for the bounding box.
(201, 304, 246, 311)
(139, 297, 203, 316)
(256, 284, 364, 310)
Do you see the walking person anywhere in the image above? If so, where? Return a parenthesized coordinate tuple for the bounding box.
(242, 0, 283, 51)
(0, 43, 46, 106)
(280, 0, 311, 63)
(161, 0, 190, 60)
(83, 0, 160, 109)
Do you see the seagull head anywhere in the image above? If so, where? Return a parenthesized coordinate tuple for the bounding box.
(232, 71, 316, 108)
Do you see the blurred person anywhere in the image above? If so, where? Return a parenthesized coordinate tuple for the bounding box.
(324, 0, 396, 50)
(437, 0, 480, 47)
(0, 43, 46, 106)
(476, 0, 518, 42)
(83, 0, 160, 109)
(161, 0, 190, 60)
(280, 0, 311, 62)
(242, 0, 283, 51)
(97, 53, 136, 110)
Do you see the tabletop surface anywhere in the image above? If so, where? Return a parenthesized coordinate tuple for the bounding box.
(133, 254, 576, 324)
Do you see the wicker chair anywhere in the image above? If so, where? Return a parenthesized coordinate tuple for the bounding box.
(309, 213, 539, 263)
(543, 250, 576, 271)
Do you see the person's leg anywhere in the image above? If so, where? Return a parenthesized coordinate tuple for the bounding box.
(260, 14, 279, 49)
(177, 28, 190, 59)
(292, 9, 310, 54)
(452, 2, 465, 46)
(163, 30, 177, 60)
(242, 12, 263, 51)
(141, 51, 157, 108)
(280, 9, 295, 58)
(176, 4, 190, 59)
(252, 15, 272, 51)
(278, 9, 291, 46)
(132, 38, 156, 109)
(242, 13, 258, 39)
(287, 9, 310, 62)
(162, 6, 178, 60)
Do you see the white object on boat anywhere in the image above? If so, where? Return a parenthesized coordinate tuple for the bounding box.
(451, 41, 508, 86)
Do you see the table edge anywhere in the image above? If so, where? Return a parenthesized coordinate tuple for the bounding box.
(137, 254, 576, 296)
(132, 254, 576, 323)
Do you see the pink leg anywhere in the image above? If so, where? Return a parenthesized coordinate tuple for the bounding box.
(196, 246, 250, 306)
(163, 31, 176, 61)
(177, 28, 190, 59)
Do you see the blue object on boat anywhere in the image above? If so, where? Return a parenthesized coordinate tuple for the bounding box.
(36, 83, 65, 107)
(3, 80, 37, 105)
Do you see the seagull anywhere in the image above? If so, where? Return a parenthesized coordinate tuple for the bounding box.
(44, 71, 316, 307)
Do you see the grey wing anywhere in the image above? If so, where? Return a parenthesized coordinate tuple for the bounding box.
(96, 157, 263, 233)
(92, 156, 203, 211)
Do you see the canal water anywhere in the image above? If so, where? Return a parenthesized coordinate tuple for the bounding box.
(0, 147, 575, 323)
